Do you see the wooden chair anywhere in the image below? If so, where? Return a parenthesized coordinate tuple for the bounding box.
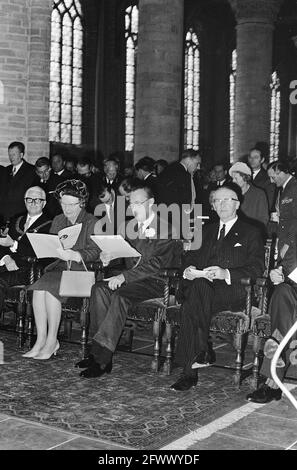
(0, 256, 41, 348)
(22, 261, 103, 358)
(250, 237, 278, 389)
(125, 265, 182, 375)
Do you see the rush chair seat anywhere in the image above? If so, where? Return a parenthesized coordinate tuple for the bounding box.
(0, 256, 41, 348)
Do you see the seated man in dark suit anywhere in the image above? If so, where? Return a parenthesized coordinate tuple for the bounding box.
(171, 183, 264, 391)
(0, 186, 51, 308)
(247, 239, 297, 403)
(76, 180, 179, 378)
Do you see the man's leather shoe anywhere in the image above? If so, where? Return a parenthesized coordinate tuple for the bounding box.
(246, 384, 282, 403)
(80, 361, 112, 378)
(170, 374, 198, 391)
(75, 354, 95, 368)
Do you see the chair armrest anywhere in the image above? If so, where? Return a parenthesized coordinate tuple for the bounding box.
(159, 268, 181, 278)
(240, 277, 251, 286)
(86, 260, 102, 272)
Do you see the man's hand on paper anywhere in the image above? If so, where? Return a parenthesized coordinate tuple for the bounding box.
(100, 252, 112, 267)
(57, 248, 82, 263)
(0, 235, 14, 247)
(104, 274, 125, 291)
(270, 266, 284, 285)
(4, 256, 19, 271)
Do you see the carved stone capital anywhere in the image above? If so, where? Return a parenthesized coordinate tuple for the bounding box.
(229, 0, 284, 24)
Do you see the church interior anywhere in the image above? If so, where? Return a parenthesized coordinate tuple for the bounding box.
(0, 0, 297, 452)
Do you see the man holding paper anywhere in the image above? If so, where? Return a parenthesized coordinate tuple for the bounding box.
(0, 186, 51, 308)
(171, 184, 264, 391)
(77, 180, 179, 378)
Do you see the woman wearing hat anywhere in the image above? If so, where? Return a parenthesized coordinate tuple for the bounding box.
(23, 179, 102, 360)
(229, 162, 269, 236)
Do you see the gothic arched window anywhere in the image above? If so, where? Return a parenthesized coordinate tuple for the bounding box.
(49, 0, 83, 144)
(229, 49, 237, 163)
(270, 71, 281, 162)
(125, 4, 139, 151)
(184, 28, 200, 150)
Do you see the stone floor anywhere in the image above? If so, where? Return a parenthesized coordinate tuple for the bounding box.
(0, 324, 297, 451)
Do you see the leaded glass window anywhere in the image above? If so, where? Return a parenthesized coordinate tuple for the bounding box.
(270, 71, 281, 162)
(184, 28, 200, 150)
(49, 0, 83, 144)
(229, 49, 237, 163)
(125, 4, 139, 151)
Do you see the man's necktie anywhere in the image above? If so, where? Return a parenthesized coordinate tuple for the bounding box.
(24, 217, 32, 232)
(12, 166, 17, 176)
(218, 224, 226, 242)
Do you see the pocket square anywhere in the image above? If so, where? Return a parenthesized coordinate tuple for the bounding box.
(234, 243, 242, 247)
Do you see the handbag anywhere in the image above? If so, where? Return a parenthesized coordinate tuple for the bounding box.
(59, 259, 95, 298)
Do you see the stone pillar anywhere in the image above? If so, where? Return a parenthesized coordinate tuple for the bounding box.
(134, 0, 184, 164)
(0, 0, 51, 165)
(229, 0, 283, 160)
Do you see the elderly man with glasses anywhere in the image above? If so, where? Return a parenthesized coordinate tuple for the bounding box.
(171, 183, 264, 391)
(0, 186, 51, 309)
(77, 180, 179, 378)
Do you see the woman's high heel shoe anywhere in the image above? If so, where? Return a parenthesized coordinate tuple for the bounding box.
(22, 348, 43, 358)
(33, 341, 60, 360)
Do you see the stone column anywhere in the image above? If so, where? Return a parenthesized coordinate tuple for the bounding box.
(0, 0, 52, 165)
(229, 0, 283, 160)
(134, 0, 184, 164)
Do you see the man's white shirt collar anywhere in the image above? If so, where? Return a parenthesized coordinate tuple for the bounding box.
(12, 160, 23, 175)
(218, 216, 238, 238)
(282, 175, 293, 190)
(138, 212, 155, 234)
(252, 168, 261, 179)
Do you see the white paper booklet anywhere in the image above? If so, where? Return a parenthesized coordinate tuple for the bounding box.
(183, 267, 213, 280)
(91, 235, 141, 260)
(27, 224, 82, 258)
(288, 267, 297, 284)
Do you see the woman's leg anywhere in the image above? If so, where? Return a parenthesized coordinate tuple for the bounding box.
(37, 291, 62, 355)
(23, 290, 47, 356)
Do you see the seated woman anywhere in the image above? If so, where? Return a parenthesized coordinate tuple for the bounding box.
(23, 179, 102, 360)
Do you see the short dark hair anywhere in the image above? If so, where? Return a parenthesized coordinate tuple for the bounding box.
(35, 157, 50, 168)
(77, 157, 92, 167)
(8, 141, 25, 154)
(130, 178, 154, 199)
(267, 160, 291, 174)
(119, 176, 135, 193)
(135, 156, 155, 173)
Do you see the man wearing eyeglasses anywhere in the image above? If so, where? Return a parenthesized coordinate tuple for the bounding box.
(171, 183, 264, 391)
(0, 186, 51, 307)
(77, 180, 180, 378)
